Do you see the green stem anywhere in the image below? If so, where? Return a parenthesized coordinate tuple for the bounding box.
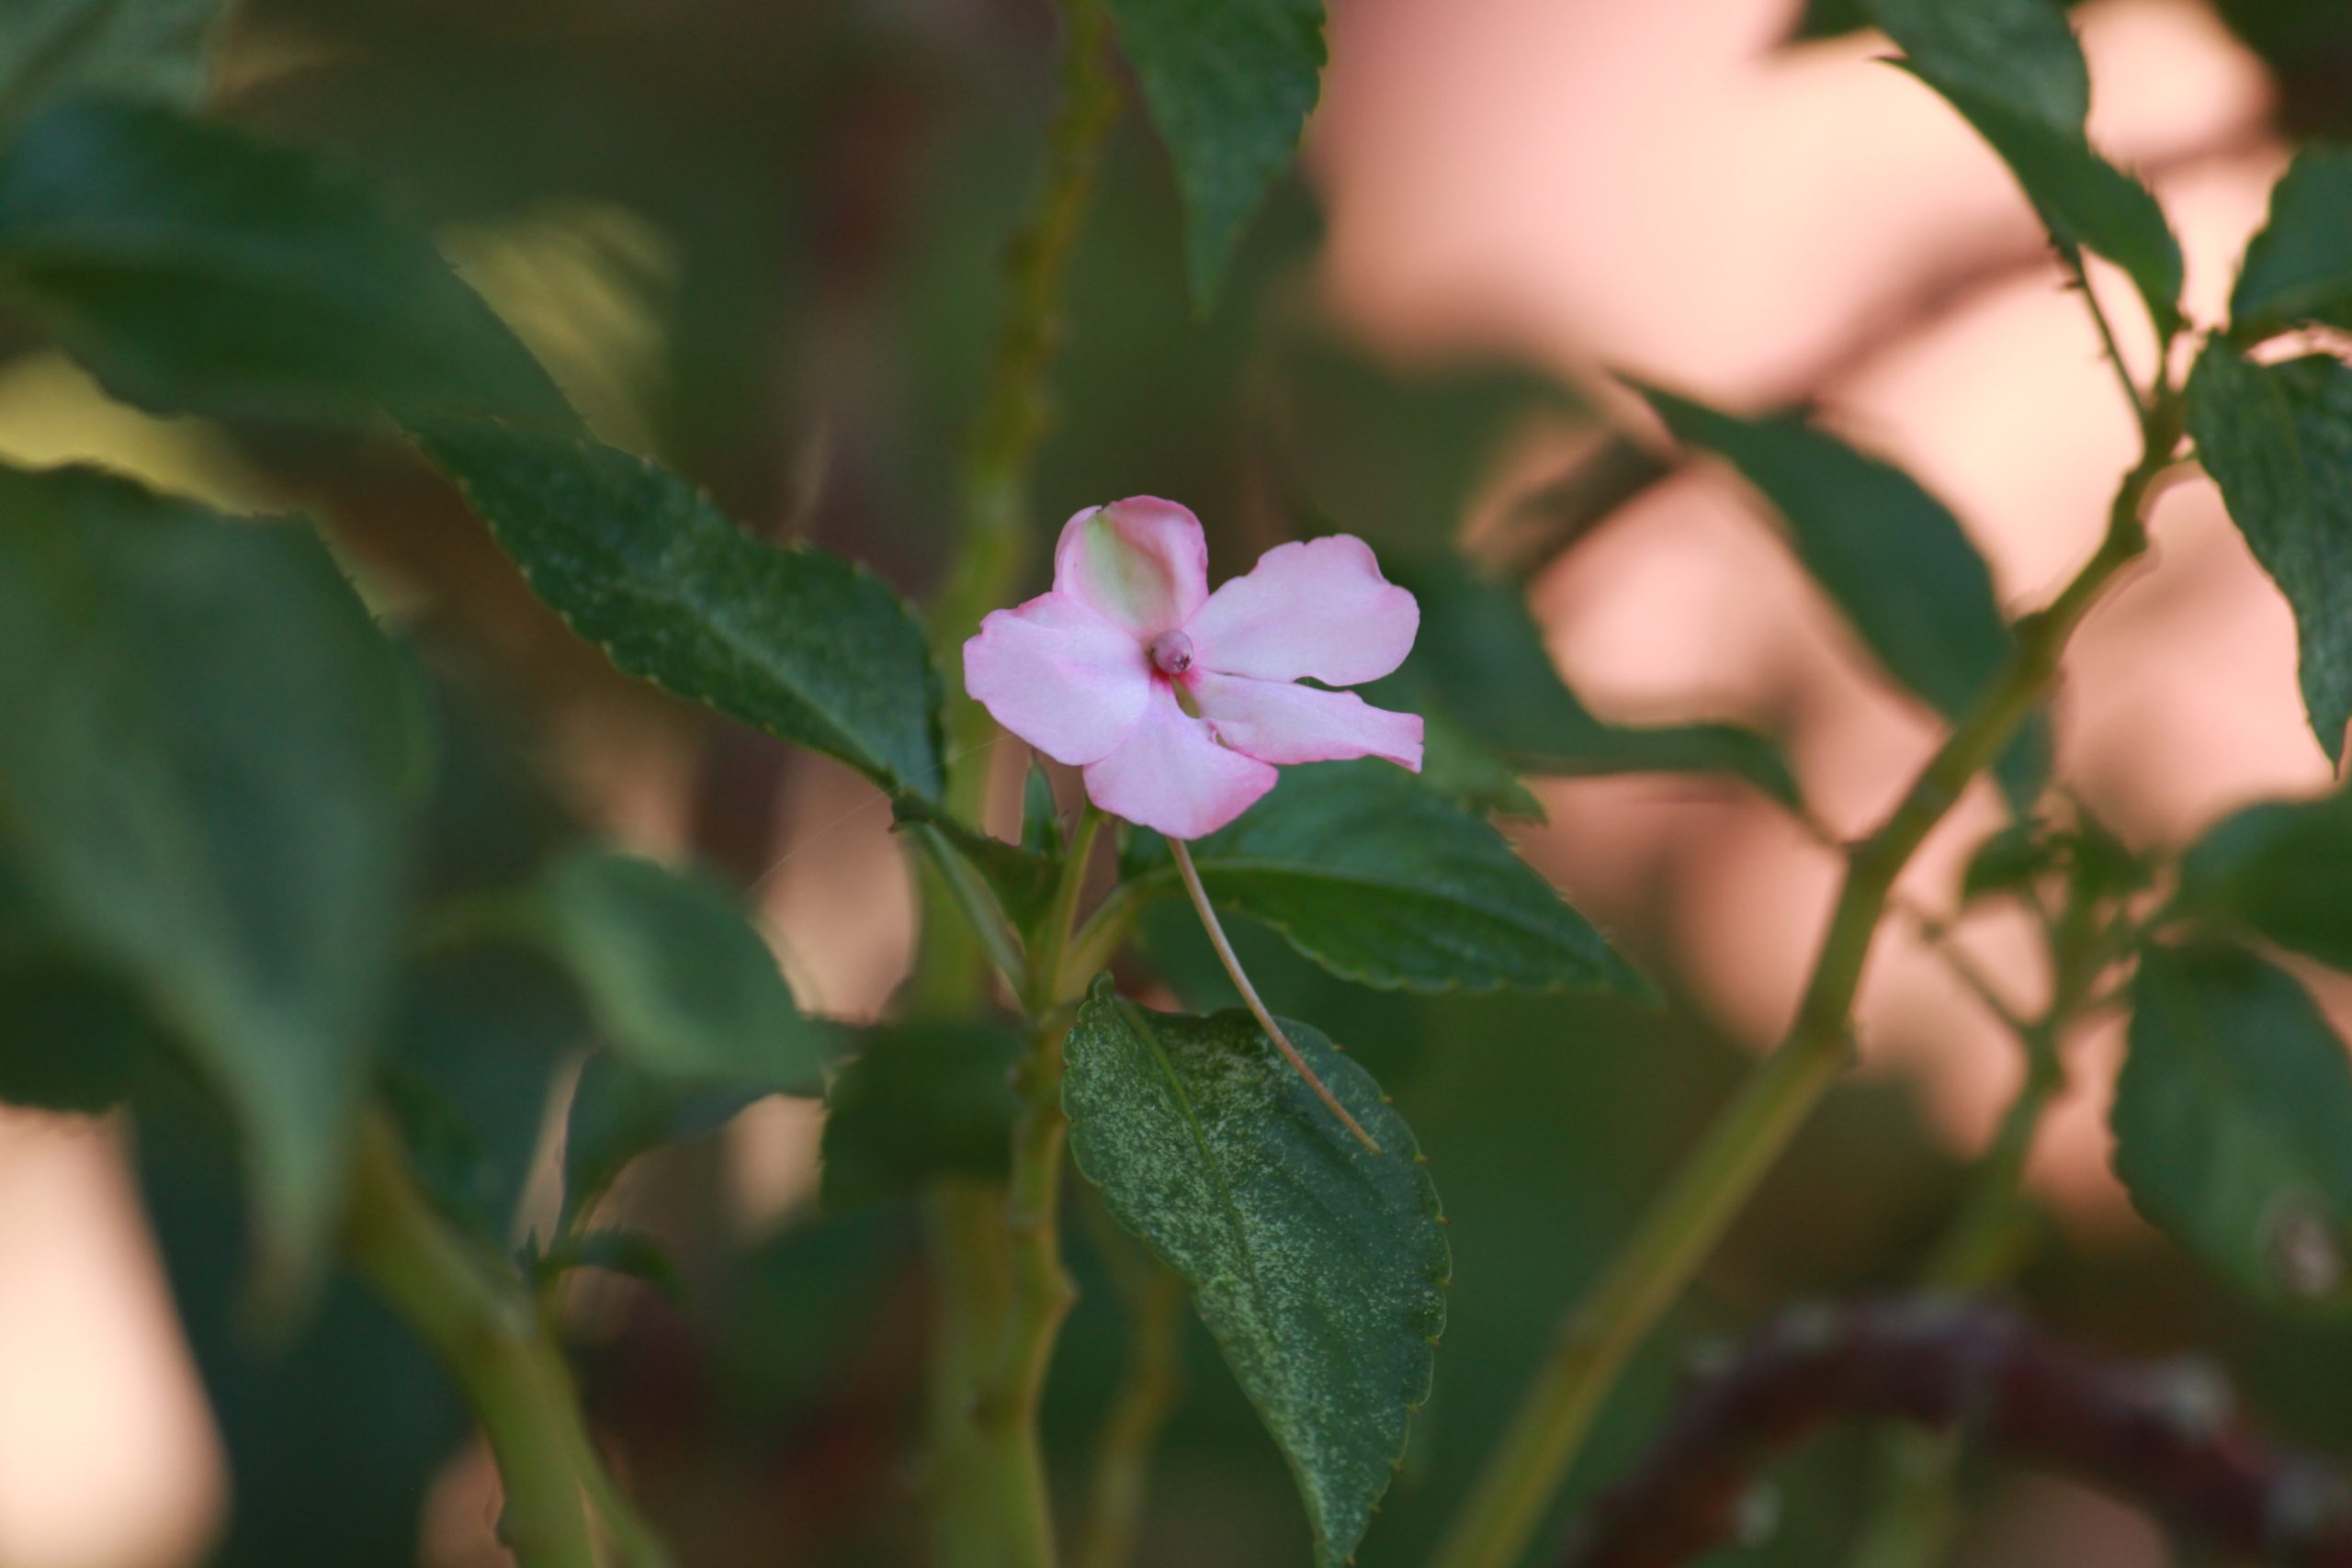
(913, 2, 1118, 1557)
(1428, 392, 2186, 1568)
(342, 1118, 608, 1568)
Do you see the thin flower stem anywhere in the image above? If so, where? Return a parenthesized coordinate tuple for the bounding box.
(1169, 837, 1383, 1153)
(1428, 388, 2186, 1568)
(341, 1117, 610, 1568)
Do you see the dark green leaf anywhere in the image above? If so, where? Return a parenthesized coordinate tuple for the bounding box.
(1647, 390, 2015, 721)
(1412, 709, 1548, 822)
(2233, 148, 2352, 342)
(1871, 0, 2088, 129)
(0, 462, 413, 1277)
(0, 0, 224, 130)
(2115, 945, 2352, 1306)
(560, 1051, 787, 1231)
(1062, 978, 1448, 1568)
(1887, 73, 2181, 334)
(1121, 761, 1651, 998)
(0, 962, 155, 1112)
(2185, 342, 2352, 762)
(420, 416, 944, 797)
(1106, 0, 1327, 308)
(819, 1020, 1022, 1212)
(0, 99, 571, 429)
(1370, 551, 1796, 807)
(518, 849, 831, 1087)
(2179, 788, 2352, 971)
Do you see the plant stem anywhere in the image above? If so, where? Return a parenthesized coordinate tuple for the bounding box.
(1074, 1235, 1188, 1568)
(1169, 837, 1382, 1152)
(913, 1, 1118, 1558)
(341, 1117, 606, 1568)
(1429, 393, 2185, 1568)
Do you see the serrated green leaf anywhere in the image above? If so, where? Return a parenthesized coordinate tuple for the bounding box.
(1106, 0, 1326, 308)
(1871, 0, 2089, 129)
(819, 1020, 1021, 1212)
(520, 849, 831, 1088)
(0, 0, 225, 130)
(2232, 148, 2352, 341)
(2115, 944, 2352, 1307)
(2179, 788, 2352, 971)
(1369, 551, 1796, 807)
(1061, 978, 1447, 1567)
(0, 99, 572, 429)
(0, 461, 413, 1278)
(560, 1051, 793, 1232)
(891, 793, 1057, 930)
(418, 416, 945, 798)
(2185, 342, 2352, 763)
(1121, 760, 1651, 998)
(1889, 70, 2181, 334)
(1647, 389, 2016, 720)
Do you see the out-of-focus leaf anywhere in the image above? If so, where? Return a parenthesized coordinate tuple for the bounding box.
(0, 963, 156, 1112)
(1120, 761, 1652, 999)
(514, 849, 829, 1087)
(380, 946, 582, 1242)
(0, 0, 224, 130)
(0, 462, 413, 1279)
(419, 417, 945, 798)
(1105, 0, 1326, 308)
(2209, 0, 2352, 141)
(140, 1109, 466, 1568)
(1859, 0, 2180, 333)
(819, 1020, 1022, 1213)
(1413, 710, 1548, 822)
(1647, 390, 2016, 721)
(892, 794, 1057, 930)
(2185, 343, 2352, 763)
(560, 1050, 797, 1232)
(533, 1227, 682, 1303)
(1370, 551, 1796, 807)
(1062, 978, 1447, 1568)
(0, 99, 572, 429)
(2114, 944, 2352, 1308)
(2179, 788, 2352, 971)
(2232, 149, 2352, 341)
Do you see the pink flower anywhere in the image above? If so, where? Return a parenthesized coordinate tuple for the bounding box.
(963, 498, 1424, 839)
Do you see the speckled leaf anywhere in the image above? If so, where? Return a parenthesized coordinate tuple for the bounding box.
(1647, 390, 2014, 720)
(2186, 342, 2352, 763)
(524, 849, 831, 1087)
(1121, 761, 1651, 998)
(820, 1020, 1021, 1212)
(1106, 0, 1326, 308)
(2179, 788, 2352, 972)
(0, 99, 572, 429)
(0, 462, 414, 1280)
(419, 417, 944, 796)
(2115, 945, 2352, 1308)
(0, 0, 225, 128)
(1062, 978, 1447, 1567)
(2232, 148, 2352, 341)
(1367, 551, 1796, 807)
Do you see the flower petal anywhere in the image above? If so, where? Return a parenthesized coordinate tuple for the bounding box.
(1184, 535, 1419, 686)
(1083, 682, 1277, 839)
(1191, 671, 1425, 769)
(1052, 497, 1208, 637)
(964, 591, 1150, 766)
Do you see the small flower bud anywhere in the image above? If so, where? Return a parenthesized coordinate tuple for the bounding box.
(1148, 629, 1195, 676)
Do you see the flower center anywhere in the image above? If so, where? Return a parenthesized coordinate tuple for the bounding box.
(1147, 630, 1195, 678)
